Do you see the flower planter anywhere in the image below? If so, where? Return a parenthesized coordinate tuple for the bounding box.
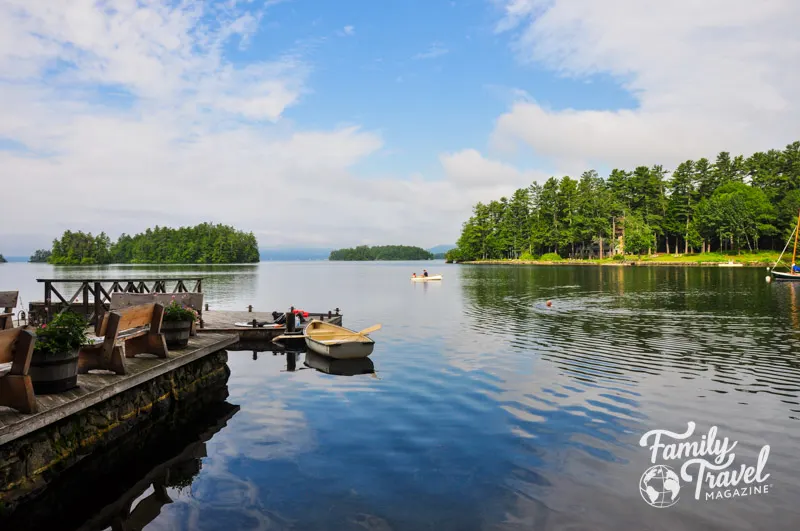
(30, 349, 79, 394)
(163, 320, 192, 348)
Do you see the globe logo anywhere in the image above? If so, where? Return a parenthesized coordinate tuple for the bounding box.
(639, 465, 681, 508)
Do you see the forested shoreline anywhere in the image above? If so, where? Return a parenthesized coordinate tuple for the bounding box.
(47, 223, 260, 264)
(329, 245, 434, 261)
(447, 142, 800, 262)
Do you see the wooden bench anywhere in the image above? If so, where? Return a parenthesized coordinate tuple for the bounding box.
(108, 293, 203, 335)
(0, 327, 37, 413)
(79, 303, 168, 376)
(0, 291, 18, 330)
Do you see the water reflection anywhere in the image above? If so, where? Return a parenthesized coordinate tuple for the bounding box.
(456, 265, 800, 529)
(249, 348, 377, 377)
(77, 404, 240, 531)
(2, 401, 240, 531)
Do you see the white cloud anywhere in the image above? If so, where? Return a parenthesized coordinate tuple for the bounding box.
(490, 0, 800, 170)
(0, 1, 473, 254)
(341, 25, 355, 36)
(414, 42, 449, 60)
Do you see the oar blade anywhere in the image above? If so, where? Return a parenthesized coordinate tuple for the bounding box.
(358, 323, 382, 335)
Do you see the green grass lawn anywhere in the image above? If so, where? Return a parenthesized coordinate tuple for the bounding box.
(467, 250, 784, 265)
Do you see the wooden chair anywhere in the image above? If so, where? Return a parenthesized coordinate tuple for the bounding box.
(79, 303, 168, 376)
(0, 291, 19, 330)
(0, 327, 37, 413)
(109, 293, 203, 335)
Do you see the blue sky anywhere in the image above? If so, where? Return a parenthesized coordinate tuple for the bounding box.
(0, 0, 798, 254)
(238, 0, 636, 178)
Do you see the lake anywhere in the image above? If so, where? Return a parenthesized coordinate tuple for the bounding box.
(1, 261, 799, 530)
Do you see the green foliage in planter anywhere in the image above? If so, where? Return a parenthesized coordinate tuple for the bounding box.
(35, 312, 88, 357)
(163, 300, 199, 323)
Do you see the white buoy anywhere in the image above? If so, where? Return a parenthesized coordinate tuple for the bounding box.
(766, 275, 772, 283)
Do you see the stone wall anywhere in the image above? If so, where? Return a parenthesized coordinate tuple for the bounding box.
(0, 350, 231, 513)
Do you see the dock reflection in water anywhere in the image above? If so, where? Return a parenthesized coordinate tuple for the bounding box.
(2, 401, 240, 531)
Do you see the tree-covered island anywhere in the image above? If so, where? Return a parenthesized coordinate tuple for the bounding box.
(329, 245, 434, 261)
(47, 223, 260, 264)
(0, 254, 6, 263)
(29, 249, 52, 262)
(447, 141, 800, 263)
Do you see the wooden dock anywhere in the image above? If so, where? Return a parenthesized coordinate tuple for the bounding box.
(0, 333, 236, 446)
(199, 310, 343, 342)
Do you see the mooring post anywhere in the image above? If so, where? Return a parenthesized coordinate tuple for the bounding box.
(286, 310, 296, 333)
(44, 281, 52, 323)
(287, 352, 297, 371)
(328, 310, 332, 318)
(205, 303, 209, 311)
(94, 282, 104, 334)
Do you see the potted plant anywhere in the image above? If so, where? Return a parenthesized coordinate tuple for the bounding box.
(162, 299, 198, 349)
(31, 311, 88, 393)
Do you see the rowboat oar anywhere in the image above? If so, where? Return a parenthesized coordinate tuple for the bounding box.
(358, 324, 382, 335)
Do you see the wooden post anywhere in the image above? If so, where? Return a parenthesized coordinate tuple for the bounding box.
(205, 303, 209, 311)
(83, 283, 90, 321)
(286, 311, 296, 333)
(328, 310, 332, 318)
(94, 282, 103, 335)
(287, 352, 296, 371)
(44, 281, 52, 323)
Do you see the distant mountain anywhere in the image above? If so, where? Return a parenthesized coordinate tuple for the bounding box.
(0, 256, 27, 263)
(259, 248, 333, 261)
(427, 244, 455, 254)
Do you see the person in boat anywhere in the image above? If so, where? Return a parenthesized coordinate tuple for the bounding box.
(793, 263, 800, 274)
(412, 272, 417, 278)
(423, 270, 428, 277)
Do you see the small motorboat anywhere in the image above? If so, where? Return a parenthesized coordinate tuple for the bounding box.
(411, 274, 443, 282)
(303, 320, 380, 359)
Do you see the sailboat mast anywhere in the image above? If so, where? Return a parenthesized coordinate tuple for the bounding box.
(793, 209, 800, 266)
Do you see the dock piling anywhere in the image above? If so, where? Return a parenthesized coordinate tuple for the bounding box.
(286, 310, 296, 333)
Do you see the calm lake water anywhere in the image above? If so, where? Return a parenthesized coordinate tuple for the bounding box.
(1, 261, 800, 530)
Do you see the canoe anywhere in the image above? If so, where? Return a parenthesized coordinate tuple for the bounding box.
(304, 350, 375, 375)
(411, 274, 442, 282)
(303, 320, 375, 359)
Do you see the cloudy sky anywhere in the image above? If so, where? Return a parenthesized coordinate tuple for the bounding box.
(1, 0, 799, 255)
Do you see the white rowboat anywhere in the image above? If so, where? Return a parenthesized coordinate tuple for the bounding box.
(411, 274, 442, 282)
(303, 320, 377, 359)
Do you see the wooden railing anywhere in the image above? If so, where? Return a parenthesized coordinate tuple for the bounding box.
(33, 278, 203, 325)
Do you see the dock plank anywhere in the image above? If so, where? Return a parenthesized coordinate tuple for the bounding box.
(0, 333, 237, 446)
